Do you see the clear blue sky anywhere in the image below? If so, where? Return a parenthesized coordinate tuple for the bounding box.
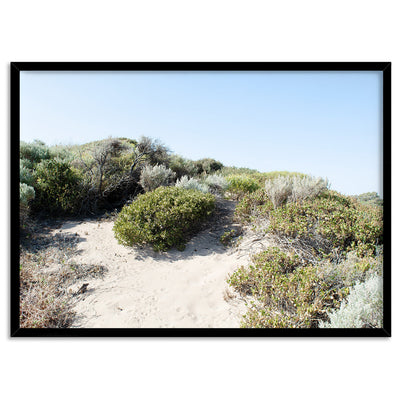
(20, 70, 383, 196)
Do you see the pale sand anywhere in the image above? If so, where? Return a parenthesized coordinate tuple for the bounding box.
(56, 200, 271, 328)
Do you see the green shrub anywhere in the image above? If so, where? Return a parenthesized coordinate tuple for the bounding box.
(228, 247, 341, 328)
(226, 175, 260, 200)
(220, 166, 260, 176)
(175, 175, 209, 193)
(34, 159, 83, 214)
(234, 189, 273, 223)
(195, 158, 223, 175)
(49, 145, 74, 161)
(20, 140, 50, 164)
(266, 191, 383, 254)
(139, 164, 176, 192)
(113, 186, 215, 251)
(169, 155, 198, 178)
(20, 161, 35, 186)
(353, 192, 383, 207)
(220, 229, 236, 246)
(320, 273, 383, 328)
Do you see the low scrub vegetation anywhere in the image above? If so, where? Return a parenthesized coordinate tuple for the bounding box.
(226, 175, 260, 200)
(264, 175, 329, 208)
(175, 175, 209, 193)
(139, 164, 176, 192)
(319, 273, 383, 328)
(205, 174, 228, 195)
(230, 179, 384, 328)
(113, 187, 215, 251)
(19, 136, 384, 330)
(20, 230, 107, 328)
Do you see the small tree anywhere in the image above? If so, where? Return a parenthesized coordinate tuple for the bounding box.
(129, 136, 170, 174)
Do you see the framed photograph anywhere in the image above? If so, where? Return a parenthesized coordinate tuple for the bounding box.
(11, 62, 391, 337)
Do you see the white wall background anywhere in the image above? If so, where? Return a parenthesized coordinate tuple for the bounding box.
(1, 1, 397, 399)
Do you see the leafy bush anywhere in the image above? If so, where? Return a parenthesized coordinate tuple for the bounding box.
(20, 140, 50, 165)
(234, 189, 273, 223)
(220, 229, 236, 246)
(175, 175, 209, 193)
(49, 145, 74, 161)
(20, 183, 35, 206)
(34, 159, 83, 214)
(228, 247, 341, 328)
(353, 192, 383, 207)
(205, 174, 228, 194)
(317, 248, 382, 293)
(226, 175, 260, 200)
(20, 161, 35, 186)
(113, 186, 215, 251)
(139, 164, 176, 192)
(195, 158, 223, 175)
(319, 273, 383, 328)
(169, 155, 198, 178)
(220, 166, 260, 176)
(266, 191, 383, 254)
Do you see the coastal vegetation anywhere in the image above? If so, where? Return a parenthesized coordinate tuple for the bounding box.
(19, 137, 384, 329)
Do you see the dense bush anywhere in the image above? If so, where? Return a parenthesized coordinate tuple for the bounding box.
(139, 164, 176, 192)
(317, 248, 382, 293)
(20, 183, 35, 206)
(266, 191, 383, 255)
(169, 155, 198, 178)
(205, 174, 228, 194)
(20, 140, 50, 165)
(226, 175, 260, 200)
(264, 175, 328, 208)
(175, 175, 209, 193)
(234, 188, 273, 223)
(34, 159, 83, 214)
(228, 247, 341, 328)
(20, 161, 35, 186)
(230, 186, 384, 328)
(195, 158, 223, 175)
(290, 175, 329, 203)
(319, 273, 383, 328)
(49, 145, 74, 161)
(113, 186, 215, 251)
(220, 166, 259, 176)
(353, 192, 383, 207)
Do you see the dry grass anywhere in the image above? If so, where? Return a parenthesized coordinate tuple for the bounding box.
(19, 222, 107, 328)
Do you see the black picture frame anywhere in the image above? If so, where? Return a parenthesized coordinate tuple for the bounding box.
(11, 62, 391, 337)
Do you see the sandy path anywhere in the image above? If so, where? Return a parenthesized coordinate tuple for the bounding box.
(57, 200, 254, 328)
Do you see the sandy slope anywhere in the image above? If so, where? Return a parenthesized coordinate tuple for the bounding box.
(57, 200, 263, 328)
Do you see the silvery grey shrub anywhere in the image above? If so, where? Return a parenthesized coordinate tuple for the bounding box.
(290, 176, 329, 203)
(175, 175, 209, 193)
(139, 164, 176, 192)
(265, 175, 329, 208)
(205, 174, 228, 194)
(319, 273, 383, 328)
(20, 183, 35, 206)
(264, 176, 293, 208)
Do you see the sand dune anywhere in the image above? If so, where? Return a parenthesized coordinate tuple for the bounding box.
(57, 200, 266, 328)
